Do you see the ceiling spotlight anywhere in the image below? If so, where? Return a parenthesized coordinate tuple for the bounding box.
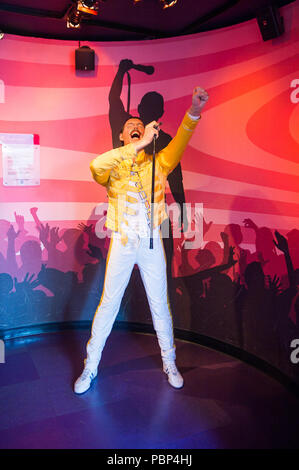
(160, 0, 178, 9)
(77, 1, 99, 16)
(67, 7, 82, 28)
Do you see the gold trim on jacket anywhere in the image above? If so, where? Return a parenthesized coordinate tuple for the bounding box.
(90, 112, 200, 240)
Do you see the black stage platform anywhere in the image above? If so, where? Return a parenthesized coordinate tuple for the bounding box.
(0, 329, 299, 449)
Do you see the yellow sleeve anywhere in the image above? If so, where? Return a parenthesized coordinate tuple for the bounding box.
(157, 113, 200, 174)
(90, 143, 137, 186)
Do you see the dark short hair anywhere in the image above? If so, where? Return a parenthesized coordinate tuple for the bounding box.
(120, 116, 144, 134)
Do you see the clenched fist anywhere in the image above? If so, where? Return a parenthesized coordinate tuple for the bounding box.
(189, 86, 209, 117)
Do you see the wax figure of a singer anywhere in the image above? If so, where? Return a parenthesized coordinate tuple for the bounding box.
(74, 86, 209, 394)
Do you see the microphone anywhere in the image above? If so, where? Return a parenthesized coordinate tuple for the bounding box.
(153, 122, 162, 140)
(131, 63, 155, 75)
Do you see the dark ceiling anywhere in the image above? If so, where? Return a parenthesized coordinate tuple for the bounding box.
(0, 0, 295, 42)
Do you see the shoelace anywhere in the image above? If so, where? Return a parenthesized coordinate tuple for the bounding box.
(81, 369, 94, 380)
(164, 363, 178, 375)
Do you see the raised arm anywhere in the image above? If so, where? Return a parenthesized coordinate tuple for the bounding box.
(6, 224, 20, 276)
(273, 230, 295, 289)
(132, 87, 209, 168)
(109, 60, 133, 148)
(178, 246, 237, 283)
(157, 87, 209, 173)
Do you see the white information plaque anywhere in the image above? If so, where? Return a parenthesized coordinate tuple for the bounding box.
(0, 133, 40, 186)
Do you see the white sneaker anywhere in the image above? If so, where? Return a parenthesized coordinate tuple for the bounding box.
(163, 362, 184, 389)
(74, 367, 98, 394)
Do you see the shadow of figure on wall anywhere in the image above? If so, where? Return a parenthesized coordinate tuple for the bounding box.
(108, 59, 188, 316)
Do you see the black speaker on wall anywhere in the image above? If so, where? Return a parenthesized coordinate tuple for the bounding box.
(256, 5, 284, 41)
(75, 45, 95, 71)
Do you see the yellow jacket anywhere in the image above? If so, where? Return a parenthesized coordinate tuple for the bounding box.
(90, 112, 200, 241)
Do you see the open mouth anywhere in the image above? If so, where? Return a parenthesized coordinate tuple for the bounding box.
(130, 131, 141, 140)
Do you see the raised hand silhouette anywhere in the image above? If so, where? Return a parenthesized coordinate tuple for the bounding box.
(14, 212, 26, 232)
(266, 274, 283, 295)
(77, 222, 92, 233)
(118, 59, 134, 74)
(37, 223, 50, 248)
(243, 218, 258, 231)
(14, 272, 40, 295)
(86, 243, 103, 261)
(273, 230, 289, 254)
(77, 222, 102, 249)
(228, 246, 237, 267)
(49, 226, 61, 247)
(7, 224, 20, 241)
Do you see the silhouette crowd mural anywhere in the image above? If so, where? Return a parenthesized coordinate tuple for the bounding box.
(0, 2, 298, 386)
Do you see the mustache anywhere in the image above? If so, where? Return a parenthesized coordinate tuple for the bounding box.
(130, 130, 142, 138)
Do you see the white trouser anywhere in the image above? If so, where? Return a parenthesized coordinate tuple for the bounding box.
(85, 228, 176, 370)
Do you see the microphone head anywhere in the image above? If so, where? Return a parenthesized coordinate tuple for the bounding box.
(131, 63, 155, 75)
(144, 65, 155, 75)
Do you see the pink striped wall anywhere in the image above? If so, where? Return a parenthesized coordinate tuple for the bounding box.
(0, 2, 298, 283)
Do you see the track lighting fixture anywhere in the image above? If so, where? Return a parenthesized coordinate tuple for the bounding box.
(66, 1, 100, 29)
(67, 8, 82, 28)
(160, 0, 178, 9)
(66, 0, 179, 29)
(77, 1, 99, 16)
(133, 0, 178, 7)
